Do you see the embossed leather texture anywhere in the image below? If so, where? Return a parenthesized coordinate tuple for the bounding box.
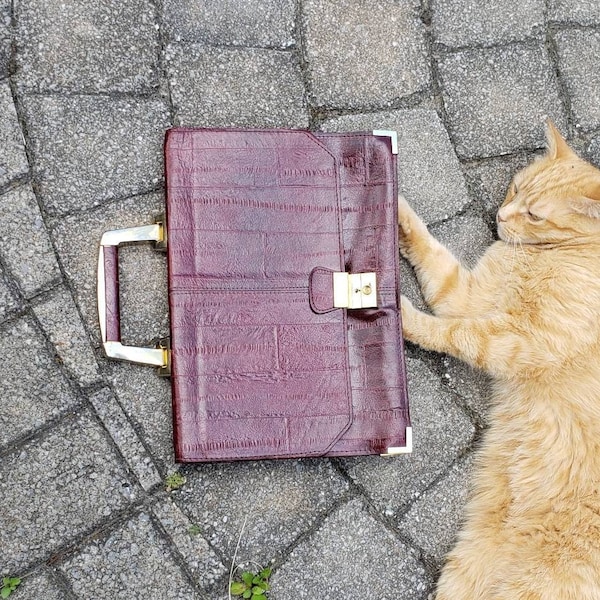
(164, 128, 410, 462)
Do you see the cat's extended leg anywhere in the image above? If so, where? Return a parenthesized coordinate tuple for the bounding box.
(398, 195, 473, 316)
(435, 434, 513, 600)
(400, 296, 559, 378)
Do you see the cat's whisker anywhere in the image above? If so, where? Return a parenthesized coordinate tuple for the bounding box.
(509, 241, 518, 277)
(502, 232, 520, 278)
(520, 239, 535, 267)
(516, 239, 529, 264)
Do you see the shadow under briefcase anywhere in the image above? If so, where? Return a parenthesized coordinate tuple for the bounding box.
(97, 128, 412, 462)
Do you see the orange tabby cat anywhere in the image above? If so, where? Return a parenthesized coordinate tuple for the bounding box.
(399, 122, 600, 600)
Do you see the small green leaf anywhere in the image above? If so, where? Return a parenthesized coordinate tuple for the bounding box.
(252, 586, 266, 594)
(243, 590, 252, 599)
(252, 576, 262, 585)
(7, 580, 20, 588)
(164, 472, 186, 491)
(1, 580, 8, 587)
(1, 588, 11, 599)
(253, 594, 267, 600)
(259, 567, 272, 579)
(242, 572, 254, 586)
(188, 524, 201, 536)
(230, 582, 246, 596)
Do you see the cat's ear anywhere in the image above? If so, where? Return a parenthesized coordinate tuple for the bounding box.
(545, 119, 576, 160)
(570, 197, 600, 219)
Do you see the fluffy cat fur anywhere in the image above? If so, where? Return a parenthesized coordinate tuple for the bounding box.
(399, 122, 600, 600)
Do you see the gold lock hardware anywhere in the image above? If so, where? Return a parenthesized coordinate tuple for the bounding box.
(332, 272, 378, 309)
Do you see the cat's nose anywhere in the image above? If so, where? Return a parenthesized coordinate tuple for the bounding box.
(497, 211, 507, 223)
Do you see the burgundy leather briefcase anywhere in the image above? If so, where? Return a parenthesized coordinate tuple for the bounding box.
(98, 128, 411, 462)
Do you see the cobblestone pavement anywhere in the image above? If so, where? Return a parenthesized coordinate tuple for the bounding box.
(1, 1, 598, 599)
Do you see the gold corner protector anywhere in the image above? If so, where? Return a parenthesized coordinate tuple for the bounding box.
(372, 129, 398, 155)
(156, 337, 172, 377)
(99, 223, 163, 247)
(381, 427, 413, 457)
(154, 214, 168, 251)
(103, 341, 169, 369)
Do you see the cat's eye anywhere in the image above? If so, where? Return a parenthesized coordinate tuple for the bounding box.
(512, 183, 518, 194)
(527, 210, 543, 222)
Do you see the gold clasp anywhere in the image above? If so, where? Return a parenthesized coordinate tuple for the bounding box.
(332, 272, 378, 309)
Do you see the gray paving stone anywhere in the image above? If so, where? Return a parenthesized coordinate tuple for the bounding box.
(441, 356, 491, 423)
(587, 134, 600, 167)
(555, 29, 600, 131)
(0, 409, 138, 572)
(0, 0, 10, 79)
(0, 184, 61, 296)
(174, 459, 349, 566)
(398, 453, 474, 561)
(15, 0, 159, 93)
(429, 213, 494, 269)
(341, 357, 475, 517)
(438, 43, 567, 159)
(152, 498, 227, 589)
(32, 285, 102, 386)
(5, 570, 68, 600)
(322, 109, 469, 224)
(548, 0, 600, 24)
(167, 44, 308, 128)
(118, 240, 170, 348)
(463, 153, 532, 218)
(0, 264, 19, 322)
(50, 193, 166, 344)
(302, 0, 429, 109)
(107, 364, 174, 472)
(163, 0, 295, 48)
(566, 135, 591, 159)
(0, 82, 29, 188)
(89, 388, 162, 491)
(431, 0, 545, 48)
(272, 498, 432, 600)
(22, 95, 170, 216)
(0, 317, 78, 448)
(60, 512, 197, 600)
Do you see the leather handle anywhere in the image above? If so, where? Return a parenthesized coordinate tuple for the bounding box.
(102, 245, 121, 342)
(97, 223, 169, 368)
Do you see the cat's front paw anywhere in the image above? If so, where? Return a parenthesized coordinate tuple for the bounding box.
(397, 194, 425, 259)
(400, 294, 418, 342)
(397, 194, 414, 237)
(397, 195, 414, 259)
